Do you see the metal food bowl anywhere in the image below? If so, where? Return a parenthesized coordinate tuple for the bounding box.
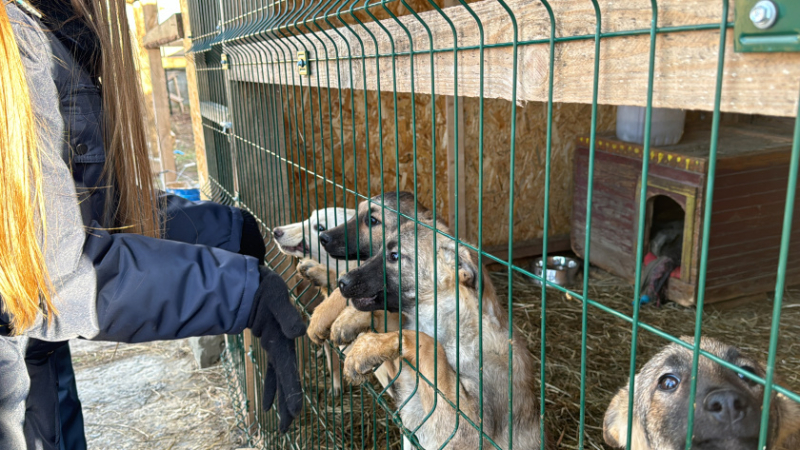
(532, 256, 581, 287)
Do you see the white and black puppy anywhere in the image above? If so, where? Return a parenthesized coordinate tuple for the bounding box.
(273, 207, 356, 394)
(273, 207, 358, 282)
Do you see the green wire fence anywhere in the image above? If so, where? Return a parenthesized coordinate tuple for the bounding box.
(185, 0, 800, 448)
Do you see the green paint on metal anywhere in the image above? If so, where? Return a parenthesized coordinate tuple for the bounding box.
(735, 0, 800, 53)
(186, 0, 800, 447)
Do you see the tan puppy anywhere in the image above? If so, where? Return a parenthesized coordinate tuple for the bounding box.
(336, 221, 545, 449)
(604, 337, 800, 450)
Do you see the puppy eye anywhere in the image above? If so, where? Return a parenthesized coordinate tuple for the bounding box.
(657, 374, 680, 392)
(368, 216, 380, 227)
(316, 224, 326, 232)
(389, 252, 399, 262)
(737, 365, 758, 386)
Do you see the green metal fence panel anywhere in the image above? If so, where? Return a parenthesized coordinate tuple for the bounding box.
(185, 0, 800, 448)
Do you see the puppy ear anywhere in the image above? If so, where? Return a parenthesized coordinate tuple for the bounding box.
(439, 240, 478, 289)
(603, 386, 631, 448)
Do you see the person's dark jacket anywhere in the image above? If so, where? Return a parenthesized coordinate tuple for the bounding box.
(1, 4, 261, 449)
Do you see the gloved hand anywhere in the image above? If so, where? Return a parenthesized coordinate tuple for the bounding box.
(248, 266, 307, 433)
(239, 209, 266, 265)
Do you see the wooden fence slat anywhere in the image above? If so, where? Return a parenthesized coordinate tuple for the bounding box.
(225, 0, 799, 117)
(143, 13, 184, 49)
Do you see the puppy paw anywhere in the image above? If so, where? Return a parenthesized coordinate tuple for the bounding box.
(330, 307, 372, 347)
(297, 258, 329, 287)
(343, 332, 400, 385)
(307, 311, 331, 345)
(305, 289, 348, 345)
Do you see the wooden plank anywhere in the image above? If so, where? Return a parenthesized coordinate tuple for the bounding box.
(143, 3, 177, 184)
(226, 0, 799, 117)
(706, 293, 769, 311)
(444, 0, 467, 238)
(445, 95, 467, 236)
(242, 329, 256, 427)
(143, 13, 184, 49)
(180, 0, 209, 192)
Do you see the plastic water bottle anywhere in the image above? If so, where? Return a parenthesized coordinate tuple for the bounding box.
(616, 106, 686, 147)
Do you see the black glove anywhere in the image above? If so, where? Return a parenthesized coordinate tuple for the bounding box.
(239, 209, 266, 265)
(248, 266, 307, 433)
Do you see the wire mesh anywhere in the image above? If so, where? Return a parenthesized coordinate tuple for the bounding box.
(186, 0, 800, 448)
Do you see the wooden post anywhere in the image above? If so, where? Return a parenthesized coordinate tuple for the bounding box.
(445, 0, 467, 240)
(242, 329, 257, 427)
(142, 2, 177, 184)
(445, 96, 467, 239)
(179, 0, 209, 193)
(132, 2, 161, 176)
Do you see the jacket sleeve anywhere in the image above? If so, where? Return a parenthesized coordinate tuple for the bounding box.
(20, 222, 261, 344)
(161, 193, 244, 252)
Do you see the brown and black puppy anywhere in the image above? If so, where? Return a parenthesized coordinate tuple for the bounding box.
(318, 191, 431, 261)
(604, 337, 800, 450)
(307, 192, 428, 347)
(305, 192, 429, 404)
(336, 221, 543, 449)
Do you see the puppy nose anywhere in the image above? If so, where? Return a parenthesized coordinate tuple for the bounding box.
(273, 228, 284, 239)
(338, 275, 350, 292)
(319, 232, 331, 246)
(704, 390, 749, 424)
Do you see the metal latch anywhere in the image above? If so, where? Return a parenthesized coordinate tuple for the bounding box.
(297, 51, 309, 76)
(221, 53, 229, 70)
(735, 0, 800, 52)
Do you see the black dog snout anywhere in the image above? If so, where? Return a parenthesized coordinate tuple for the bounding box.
(704, 389, 749, 425)
(338, 275, 351, 292)
(319, 232, 332, 246)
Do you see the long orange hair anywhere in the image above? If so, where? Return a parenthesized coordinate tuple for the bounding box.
(0, 0, 161, 334)
(0, 3, 55, 333)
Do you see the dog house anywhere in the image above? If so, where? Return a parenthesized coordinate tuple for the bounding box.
(572, 118, 799, 307)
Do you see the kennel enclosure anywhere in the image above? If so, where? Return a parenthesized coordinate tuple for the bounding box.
(176, 0, 800, 448)
(572, 117, 800, 306)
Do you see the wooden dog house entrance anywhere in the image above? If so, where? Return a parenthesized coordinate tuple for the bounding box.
(572, 119, 799, 307)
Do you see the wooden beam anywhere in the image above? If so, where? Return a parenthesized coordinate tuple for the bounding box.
(143, 13, 184, 49)
(242, 330, 257, 427)
(445, 0, 467, 240)
(132, 2, 161, 176)
(181, 0, 209, 193)
(143, 3, 177, 184)
(227, 0, 800, 117)
(445, 93, 467, 236)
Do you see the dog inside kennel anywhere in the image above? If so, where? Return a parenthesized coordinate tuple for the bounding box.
(183, 0, 800, 448)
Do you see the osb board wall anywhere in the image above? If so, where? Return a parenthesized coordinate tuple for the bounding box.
(273, 82, 616, 247)
(463, 100, 616, 246)
(280, 86, 449, 223)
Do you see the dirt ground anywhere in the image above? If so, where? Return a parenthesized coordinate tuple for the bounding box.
(71, 339, 246, 450)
